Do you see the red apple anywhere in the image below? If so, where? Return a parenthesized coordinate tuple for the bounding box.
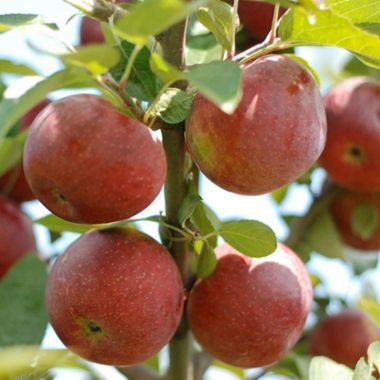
(0, 196, 36, 278)
(186, 54, 326, 195)
(330, 189, 380, 250)
(46, 227, 184, 365)
(0, 99, 51, 203)
(308, 309, 380, 368)
(79, 1, 131, 45)
(187, 242, 313, 368)
(238, 1, 286, 41)
(23, 94, 167, 224)
(319, 77, 380, 192)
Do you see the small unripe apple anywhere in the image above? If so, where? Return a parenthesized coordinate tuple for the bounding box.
(0, 196, 36, 278)
(330, 189, 380, 250)
(308, 309, 380, 368)
(237, 1, 286, 40)
(23, 94, 167, 224)
(0, 99, 51, 203)
(186, 54, 326, 195)
(46, 227, 184, 366)
(187, 243, 313, 368)
(319, 77, 380, 192)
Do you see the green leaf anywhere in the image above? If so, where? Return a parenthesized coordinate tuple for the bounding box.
(0, 254, 47, 347)
(357, 297, 380, 326)
(114, 0, 208, 45)
(191, 202, 220, 247)
(343, 55, 380, 80)
(197, 0, 235, 51)
(352, 358, 372, 380)
(0, 68, 97, 139)
(0, 346, 90, 380)
(184, 60, 242, 113)
(351, 202, 378, 240)
(0, 60, 38, 76)
(279, 5, 380, 66)
(309, 357, 353, 380)
(197, 244, 217, 278)
(219, 220, 277, 257)
(271, 185, 289, 204)
(62, 44, 120, 75)
(368, 342, 380, 368)
(144, 354, 159, 372)
(0, 14, 57, 33)
(178, 185, 202, 226)
(0, 130, 28, 176)
(34, 214, 98, 234)
(153, 88, 194, 124)
(150, 53, 182, 84)
(296, 209, 343, 259)
(284, 54, 320, 86)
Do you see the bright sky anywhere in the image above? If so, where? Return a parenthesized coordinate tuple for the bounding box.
(0, 1, 379, 379)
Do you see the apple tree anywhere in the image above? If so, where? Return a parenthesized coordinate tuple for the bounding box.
(0, 1, 380, 379)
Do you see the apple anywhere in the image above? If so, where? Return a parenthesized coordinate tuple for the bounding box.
(308, 309, 380, 368)
(46, 227, 184, 365)
(79, 1, 131, 45)
(319, 77, 380, 192)
(0, 99, 51, 203)
(237, 1, 286, 41)
(23, 94, 167, 224)
(187, 242, 313, 368)
(330, 189, 380, 250)
(0, 196, 36, 278)
(186, 54, 326, 195)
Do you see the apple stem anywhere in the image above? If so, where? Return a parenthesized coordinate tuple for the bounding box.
(268, 3, 281, 44)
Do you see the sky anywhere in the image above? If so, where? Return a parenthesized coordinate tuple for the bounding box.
(0, 1, 379, 379)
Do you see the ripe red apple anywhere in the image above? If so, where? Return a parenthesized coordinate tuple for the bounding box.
(46, 227, 184, 365)
(187, 242, 313, 368)
(330, 189, 380, 250)
(79, 1, 131, 45)
(0, 195, 36, 278)
(308, 309, 380, 368)
(0, 99, 51, 203)
(237, 1, 286, 41)
(319, 77, 380, 192)
(23, 94, 167, 224)
(186, 54, 326, 195)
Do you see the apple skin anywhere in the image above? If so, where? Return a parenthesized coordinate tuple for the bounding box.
(308, 309, 380, 368)
(0, 196, 36, 278)
(46, 227, 184, 366)
(330, 189, 380, 250)
(237, 1, 286, 41)
(0, 99, 51, 203)
(23, 94, 167, 224)
(79, 1, 131, 45)
(186, 54, 326, 195)
(319, 77, 380, 192)
(187, 242, 313, 368)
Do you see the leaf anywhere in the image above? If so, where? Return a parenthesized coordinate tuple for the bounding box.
(153, 88, 194, 124)
(279, 5, 380, 66)
(309, 357, 353, 380)
(62, 44, 120, 75)
(0, 346, 90, 380)
(111, 42, 163, 101)
(271, 185, 289, 204)
(352, 358, 372, 380)
(0, 68, 97, 139)
(178, 185, 202, 226)
(357, 297, 380, 326)
(0, 254, 47, 347)
(219, 220, 277, 257)
(296, 209, 343, 259)
(144, 354, 159, 372)
(284, 54, 321, 86)
(34, 214, 98, 234)
(197, 0, 235, 51)
(351, 202, 378, 240)
(0, 60, 38, 76)
(197, 244, 217, 278)
(191, 202, 220, 247)
(150, 53, 182, 84)
(184, 60, 242, 113)
(367, 342, 380, 368)
(343, 55, 380, 80)
(114, 0, 208, 45)
(0, 130, 28, 176)
(0, 14, 57, 33)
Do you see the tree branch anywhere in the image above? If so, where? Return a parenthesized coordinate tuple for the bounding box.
(117, 365, 161, 380)
(193, 351, 213, 380)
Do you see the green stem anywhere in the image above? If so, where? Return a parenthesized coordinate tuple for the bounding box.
(119, 44, 143, 91)
(159, 17, 193, 380)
